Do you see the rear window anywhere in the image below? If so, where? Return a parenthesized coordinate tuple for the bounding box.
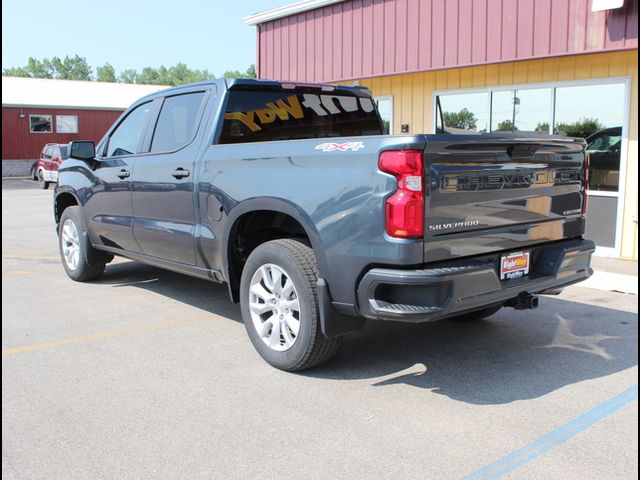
(60, 145, 69, 159)
(219, 90, 383, 144)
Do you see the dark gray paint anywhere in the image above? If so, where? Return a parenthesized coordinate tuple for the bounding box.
(55, 78, 590, 316)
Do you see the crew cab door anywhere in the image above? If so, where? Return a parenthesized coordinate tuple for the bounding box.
(130, 89, 209, 265)
(84, 100, 156, 253)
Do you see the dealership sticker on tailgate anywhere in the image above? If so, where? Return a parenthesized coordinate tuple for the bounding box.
(500, 251, 530, 280)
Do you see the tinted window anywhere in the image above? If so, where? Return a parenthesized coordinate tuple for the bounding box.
(219, 90, 383, 144)
(60, 145, 69, 159)
(106, 102, 153, 157)
(151, 92, 206, 153)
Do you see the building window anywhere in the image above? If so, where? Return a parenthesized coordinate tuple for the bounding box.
(56, 115, 79, 133)
(29, 114, 52, 133)
(375, 96, 393, 134)
(437, 92, 489, 133)
(490, 88, 552, 133)
(436, 81, 625, 191)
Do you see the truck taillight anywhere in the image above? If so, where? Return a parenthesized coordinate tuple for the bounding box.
(379, 150, 424, 238)
(582, 151, 590, 215)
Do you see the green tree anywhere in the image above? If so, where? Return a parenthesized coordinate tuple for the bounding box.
(443, 108, 477, 130)
(118, 69, 139, 84)
(495, 119, 518, 132)
(222, 69, 244, 79)
(554, 118, 604, 138)
(3, 55, 91, 80)
(2, 66, 30, 77)
(96, 63, 116, 82)
(245, 64, 256, 78)
(535, 122, 550, 133)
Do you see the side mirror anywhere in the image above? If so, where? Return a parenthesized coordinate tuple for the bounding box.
(69, 141, 95, 160)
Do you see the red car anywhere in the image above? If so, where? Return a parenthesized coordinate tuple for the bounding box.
(34, 143, 69, 189)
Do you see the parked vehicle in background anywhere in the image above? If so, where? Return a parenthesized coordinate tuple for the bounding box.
(53, 79, 594, 371)
(35, 143, 69, 189)
(586, 126, 622, 192)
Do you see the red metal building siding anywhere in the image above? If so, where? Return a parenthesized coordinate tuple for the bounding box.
(257, 0, 638, 82)
(1, 107, 122, 160)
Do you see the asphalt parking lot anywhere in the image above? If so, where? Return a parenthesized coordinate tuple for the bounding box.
(2, 178, 638, 480)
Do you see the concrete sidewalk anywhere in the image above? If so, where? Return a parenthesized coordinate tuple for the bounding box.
(580, 256, 638, 295)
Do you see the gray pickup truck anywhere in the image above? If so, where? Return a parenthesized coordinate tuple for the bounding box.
(54, 79, 594, 371)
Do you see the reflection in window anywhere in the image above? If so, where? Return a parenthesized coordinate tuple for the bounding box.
(106, 102, 153, 157)
(56, 115, 78, 133)
(439, 92, 489, 133)
(555, 83, 625, 192)
(587, 126, 623, 192)
(375, 97, 393, 134)
(491, 89, 552, 133)
(30, 114, 52, 133)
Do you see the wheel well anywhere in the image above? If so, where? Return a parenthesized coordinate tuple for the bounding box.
(54, 193, 78, 224)
(227, 210, 309, 302)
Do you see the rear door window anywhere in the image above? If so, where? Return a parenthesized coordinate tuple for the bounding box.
(150, 92, 206, 153)
(219, 90, 383, 144)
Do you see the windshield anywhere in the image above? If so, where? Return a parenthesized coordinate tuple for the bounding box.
(60, 145, 69, 159)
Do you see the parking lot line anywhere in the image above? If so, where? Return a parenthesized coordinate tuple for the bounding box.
(461, 384, 638, 480)
(2, 318, 196, 356)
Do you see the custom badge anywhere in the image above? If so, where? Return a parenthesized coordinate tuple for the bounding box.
(315, 141, 365, 152)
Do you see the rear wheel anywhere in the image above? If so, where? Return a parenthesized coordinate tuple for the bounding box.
(58, 206, 106, 282)
(37, 169, 50, 190)
(240, 239, 342, 371)
(449, 305, 502, 322)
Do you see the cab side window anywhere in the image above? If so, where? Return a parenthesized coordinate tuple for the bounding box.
(106, 102, 153, 157)
(150, 92, 206, 153)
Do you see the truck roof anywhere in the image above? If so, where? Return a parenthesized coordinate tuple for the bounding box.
(134, 78, 371, 104)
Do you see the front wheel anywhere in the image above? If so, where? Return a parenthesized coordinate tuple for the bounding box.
(240, 239, 342, 371)
(58, 206, 106, 282)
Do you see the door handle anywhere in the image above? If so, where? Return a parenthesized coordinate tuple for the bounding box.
(171, 168, 190, 179)
(117, 169, 130, 179)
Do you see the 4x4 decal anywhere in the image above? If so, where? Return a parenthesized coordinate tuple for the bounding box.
(315, 141, 365, 152)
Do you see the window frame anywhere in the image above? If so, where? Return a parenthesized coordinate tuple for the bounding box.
(29, 114, 53, 133)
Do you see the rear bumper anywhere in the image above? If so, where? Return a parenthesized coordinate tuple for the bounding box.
(356, 238, 595, 322)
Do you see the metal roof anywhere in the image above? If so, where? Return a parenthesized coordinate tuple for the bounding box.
(243, 0, 344, 26)
(1, 76, 168, 110)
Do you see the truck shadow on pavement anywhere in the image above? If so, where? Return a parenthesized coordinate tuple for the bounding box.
(97, 261, 636, 405)
(96, 260, 243, 323)
(310, 295, 638, 404)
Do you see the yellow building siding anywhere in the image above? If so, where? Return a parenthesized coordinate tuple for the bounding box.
(354, 51, 638, 259)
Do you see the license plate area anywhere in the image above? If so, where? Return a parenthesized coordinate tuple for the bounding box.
(500, 251, 530, 280)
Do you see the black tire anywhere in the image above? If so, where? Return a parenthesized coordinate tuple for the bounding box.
(240, 239, 342, 371)
(37, 169, 50, 190)
(58, 206, 106, 282)
(31, 163, 38, 181)
(449, 304, 502, 322)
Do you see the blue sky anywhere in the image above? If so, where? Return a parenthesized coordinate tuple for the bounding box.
(2, 0, 288, 75)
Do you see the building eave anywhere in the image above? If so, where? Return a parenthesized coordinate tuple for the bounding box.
(243, 0, 345, 26)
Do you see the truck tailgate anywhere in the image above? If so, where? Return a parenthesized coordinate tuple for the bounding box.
(423, 135, 586, 262)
